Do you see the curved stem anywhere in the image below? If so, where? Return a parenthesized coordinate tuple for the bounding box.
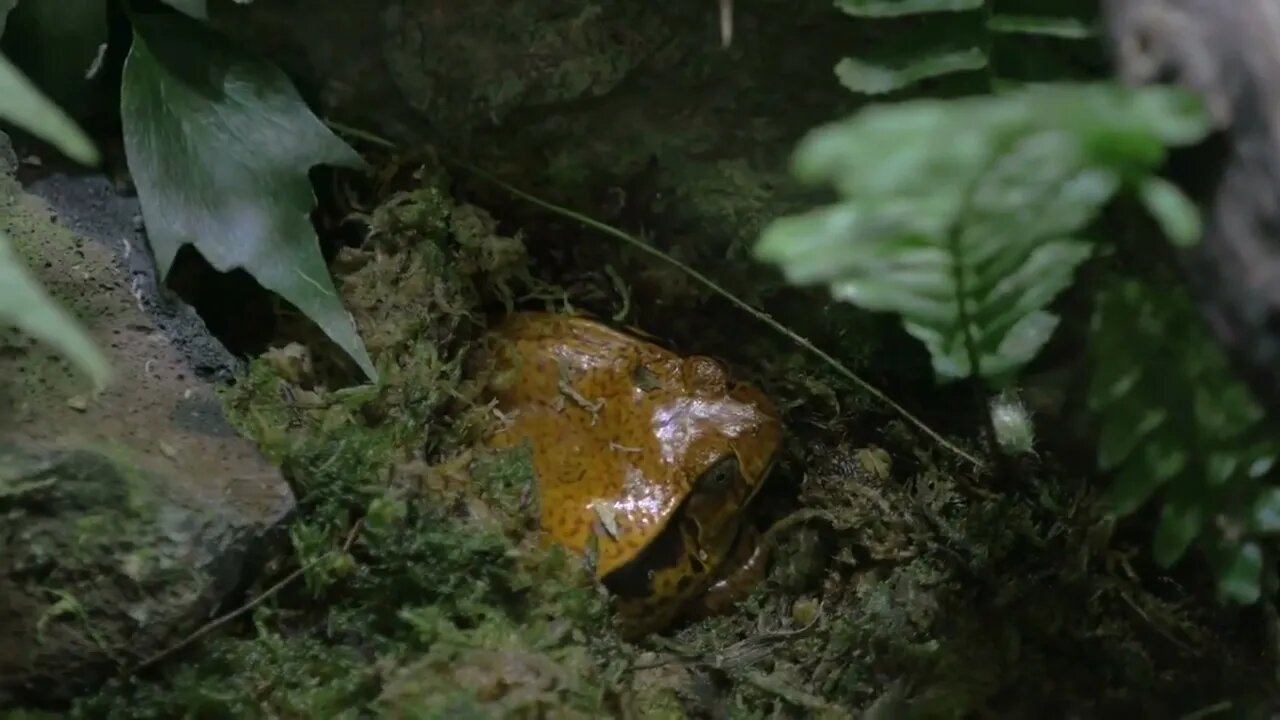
(321, 118, 984, 468)
(452, 159, 983, 469)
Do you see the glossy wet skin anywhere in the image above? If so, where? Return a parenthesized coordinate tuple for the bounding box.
(475, 311, 783, 636)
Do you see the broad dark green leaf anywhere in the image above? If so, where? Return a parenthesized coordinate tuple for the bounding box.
(835, 47, 988, 96)
(986, 15, 1094, 40)
(2, 0, 109, 120)
(0, 53, 98, 164)
(121, 12, 376, 379)
(0, 229, 109, 389)
(835, 0, 983, 17)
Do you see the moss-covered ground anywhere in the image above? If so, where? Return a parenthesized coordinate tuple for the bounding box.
(40, 150, 1277, 719)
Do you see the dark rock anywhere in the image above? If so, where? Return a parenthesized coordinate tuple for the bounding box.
(203, 0, 888, 367)
(0, 134, 294, 704)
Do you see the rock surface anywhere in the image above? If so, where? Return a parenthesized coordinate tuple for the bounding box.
(204, 0, 891, 365)
(0, 138, 295, 704)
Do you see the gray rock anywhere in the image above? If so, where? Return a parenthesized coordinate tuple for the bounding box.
(0, 139, 294, 703)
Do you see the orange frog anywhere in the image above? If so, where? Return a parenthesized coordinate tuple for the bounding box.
(472, 311, 783, 638)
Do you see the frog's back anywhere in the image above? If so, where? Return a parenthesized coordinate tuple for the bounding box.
(482, 312, 651, 405)
(477, 312, 706, 576)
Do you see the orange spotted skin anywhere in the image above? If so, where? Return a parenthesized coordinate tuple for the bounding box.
(474, 311, 782, 636)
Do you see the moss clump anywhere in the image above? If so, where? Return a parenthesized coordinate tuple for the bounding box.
(71, 447, 615, 718)
(68, 161, 623, 716)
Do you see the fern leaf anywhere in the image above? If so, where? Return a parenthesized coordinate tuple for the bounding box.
(836, 0, 983, 17)
(986, 15, 1095, 40)
(832, 6, 990, 96)
(836, 47, 988, 96)
(1139, 176, 1202, 247)
(1089, 278, 1280, 602)
(757, 83, 1211, 384)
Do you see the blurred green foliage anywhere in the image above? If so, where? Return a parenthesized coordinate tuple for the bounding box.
(757, 0, 1280, 604)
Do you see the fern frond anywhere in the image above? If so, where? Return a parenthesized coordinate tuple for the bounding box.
(756, 83, 1210, 384)
(1090, 278, 1280, 602)
(834, 0, 1099, 96)
(836, 0, 982, 17)
(986, 15, 1095, 40)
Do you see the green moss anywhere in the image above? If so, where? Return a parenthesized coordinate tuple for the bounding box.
(66, 161, 623, 717)
(74, 634, 378, 719)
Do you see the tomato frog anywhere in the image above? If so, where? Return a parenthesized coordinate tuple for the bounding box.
(471, 311, 783, 638)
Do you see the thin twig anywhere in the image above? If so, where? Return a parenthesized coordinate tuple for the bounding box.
(320, 119, 982, 468)
(131, 519, 363, 672)
(451, 161, 983, 468)
(326, 120, 397, 150)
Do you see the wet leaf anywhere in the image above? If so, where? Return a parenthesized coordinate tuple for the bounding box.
(120, 12, 376, 379)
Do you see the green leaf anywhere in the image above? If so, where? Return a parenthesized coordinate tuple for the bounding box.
(986, 15, 1094, 40)
(1216, 542, 1263, 604)
(835, 46, 988, 96)
(159, 0, 208, 18)
(120, 12, 377, 380)
(1139, 176, 1201, 247)
(0, 229, 109, 389)
(1251, 489, 1280, 533)
(2, 0, 109, 120)
(0, 52, 98, 164)
(1089, 277, 1280, 581)
(761, 83, 1215, 385)
(835, 0, 983, 17)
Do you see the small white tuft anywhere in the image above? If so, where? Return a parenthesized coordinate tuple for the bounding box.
(990, 390, 1037, 456)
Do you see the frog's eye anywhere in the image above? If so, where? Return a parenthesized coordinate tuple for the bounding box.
(696, 455, 739, 493)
